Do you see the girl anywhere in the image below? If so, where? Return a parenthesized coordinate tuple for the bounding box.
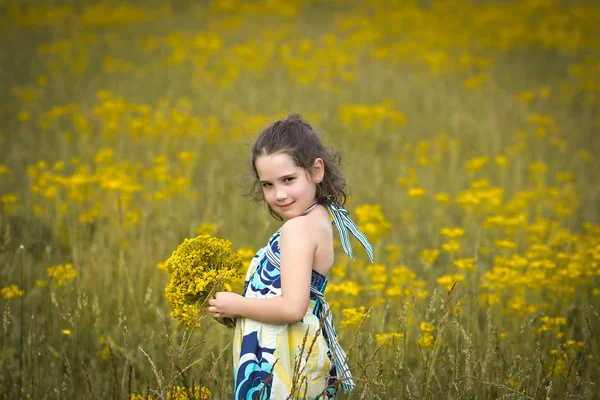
(207, 113, 374, 399)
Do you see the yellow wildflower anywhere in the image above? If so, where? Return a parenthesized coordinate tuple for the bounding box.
(495, 239, 517, 249)
(435, 193, 451, 204)
(375, 332, 405, 346)
(326, 280, 362, 297)
(1, 284, 24, 299)
(417, 322, 435, 349)
(465, 156, 488, 172)
(341, 306, 370, 328)
(453, 258, 475, 270)
(165, 385, 211, 400)
(495, 155, 508, 166)
(442, 240, 461, 253)
(437, 274, 464, 291)
(62, 329, 71, 336)
(408, 187, 426, 198)
(420, 248, 440, 265)
(441, 227, 464, 239)
(164, 235, 243, 329)
(354, 204, 392, 243)
(47, 264, 77, 288)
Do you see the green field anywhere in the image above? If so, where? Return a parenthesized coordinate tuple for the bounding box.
(1, 0, 599, 398)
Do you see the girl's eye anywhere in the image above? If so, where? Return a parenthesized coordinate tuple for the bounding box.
(284, 177, 294, 182)
(262, 183, 272, 188)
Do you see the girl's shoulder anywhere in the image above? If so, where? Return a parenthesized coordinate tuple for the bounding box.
(280, 206, 332, 239)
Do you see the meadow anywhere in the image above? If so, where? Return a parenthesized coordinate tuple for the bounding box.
(1, 0, 599, 398)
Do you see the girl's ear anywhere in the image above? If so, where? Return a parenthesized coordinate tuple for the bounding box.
(312, 158, 325, 183)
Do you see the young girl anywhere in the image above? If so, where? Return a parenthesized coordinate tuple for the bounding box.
(207, 113, 374, 399)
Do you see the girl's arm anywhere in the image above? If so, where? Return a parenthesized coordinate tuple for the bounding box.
(209, 217, 315, 324)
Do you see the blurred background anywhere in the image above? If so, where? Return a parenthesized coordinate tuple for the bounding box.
(1, 0, 599, 398)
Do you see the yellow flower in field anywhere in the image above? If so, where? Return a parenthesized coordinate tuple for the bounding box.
(435, 193, 451, 205)
(46, 264, 77, 288)
(93, 148, 114, 164)
(195, 222, 217, 236)
(164, 235, 243, 329)
(408, 187, 426, 198)
(420, 248, 439, 265)
(417, 322, 435, 349)
(453, 258, 475, 270)
(326, 280, 362, 297)
(365, 264, 387, 284)
(419, 321, 435, 333)
(455, 190, 480, 207)
(165, 385, 212, 400)
(577, 149, 594, 163)
(388, 266, 417, 288)
(0, 165, 9, 176)
(341, 306, 370, 328)
(375, 332, 404, 346)
(36, 75, 47, 87)
(529, 162, 547, 174)
(354, 204, 392, 243)
(495, 239, 517, 249)
(18, 111, 31, 122)
(517, 90, 535, 104)
(1, 284, 24, 299)
(477, 293, 501, 305)
(495, 155, 508, 166)
(464, 73, 489, 89)
(552, 359, 568, 376)
(51, 161, 65, 172)
(563, 340, 585, 350)
(442, 240, 461, 253)
(464, 156, 488, 172)
(236, 248, 256, 264)
(62, 329, 71, 336)
(441, 227, 464, 239)
(129, 394, 152, 400)
(437, 273, 464, 291)
(35, 280, 47, 287)
(177, 151, 197, 166)
(471, 178, 490, 189)
(556, 172, 575, 182)
(2, 194, 19, 213)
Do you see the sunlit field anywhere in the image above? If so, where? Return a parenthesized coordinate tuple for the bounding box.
(1, 0, 599, 398)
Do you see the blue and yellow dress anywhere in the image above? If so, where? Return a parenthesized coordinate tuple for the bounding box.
(232, 201, 374, 399)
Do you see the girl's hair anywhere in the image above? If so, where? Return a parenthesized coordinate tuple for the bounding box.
(247, 113, 347, 220)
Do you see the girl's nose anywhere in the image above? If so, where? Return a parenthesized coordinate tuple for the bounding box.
(276, 189, 287, 200)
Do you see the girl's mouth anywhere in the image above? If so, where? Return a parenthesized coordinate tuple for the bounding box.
(279, 202, 293, 209)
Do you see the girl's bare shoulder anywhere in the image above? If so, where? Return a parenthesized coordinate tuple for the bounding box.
(281, 206, 332, 241)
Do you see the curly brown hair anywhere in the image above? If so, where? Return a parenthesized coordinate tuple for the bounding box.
(246, 113, 347, 220)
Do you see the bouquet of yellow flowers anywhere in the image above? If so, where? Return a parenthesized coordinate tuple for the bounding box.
(164, 234, 243, 329)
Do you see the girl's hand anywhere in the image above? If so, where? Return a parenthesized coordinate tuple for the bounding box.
(208, 292, 242, 319)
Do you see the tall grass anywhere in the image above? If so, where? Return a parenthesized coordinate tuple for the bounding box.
(1, 0, 599, 398)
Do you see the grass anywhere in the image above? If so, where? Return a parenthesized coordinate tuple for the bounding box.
(1, 0, 599, 398)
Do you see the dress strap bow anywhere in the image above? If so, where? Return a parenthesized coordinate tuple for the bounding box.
(310, 286, 355, 393)
(325, 199, 374, 263)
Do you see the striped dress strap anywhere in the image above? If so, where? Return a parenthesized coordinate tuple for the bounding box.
(325, 200, 374, 263)
(310, 286, 355, 393)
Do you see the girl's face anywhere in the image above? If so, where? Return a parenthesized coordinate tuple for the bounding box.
(255, 152, 324, 220)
